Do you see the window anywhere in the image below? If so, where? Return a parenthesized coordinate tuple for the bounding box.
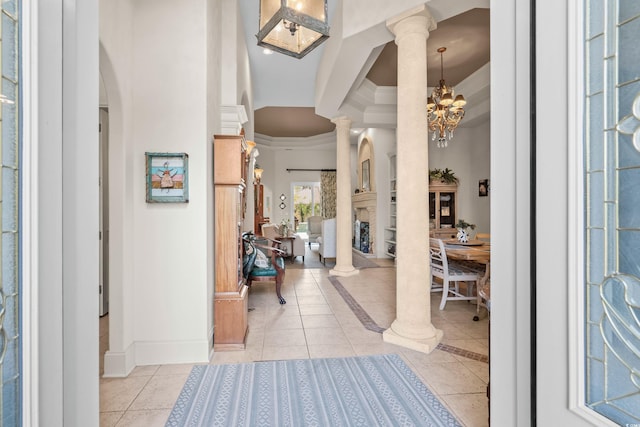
(584, 1, 640, 423)
(292, 182, 321, 232)
(0, 0, 21, 425)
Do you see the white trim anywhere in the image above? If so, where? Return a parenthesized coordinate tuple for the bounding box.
(567, 0, 587, 414)
(102, 343, 136, 378)
(220, 104, 248, 135)
(490, 0, 531, 423)
(134, 340, 210, 366)
(254, 132, 337, 150)
(22, 0, 39, 425)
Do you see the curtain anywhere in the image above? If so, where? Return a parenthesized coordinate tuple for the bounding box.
(320, 171, 337, 218)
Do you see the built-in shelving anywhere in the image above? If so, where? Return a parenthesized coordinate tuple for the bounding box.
(385, 155, 397, 258)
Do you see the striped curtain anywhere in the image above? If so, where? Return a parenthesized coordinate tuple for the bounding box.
(320, 171, 337, 218)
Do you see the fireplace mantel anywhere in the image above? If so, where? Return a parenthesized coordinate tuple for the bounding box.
(352, 192, 377, 207)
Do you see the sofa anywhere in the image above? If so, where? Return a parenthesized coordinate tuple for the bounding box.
(317, 218, 336, 265)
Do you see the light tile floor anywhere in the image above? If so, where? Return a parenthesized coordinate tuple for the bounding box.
(99, 260, 490, 426)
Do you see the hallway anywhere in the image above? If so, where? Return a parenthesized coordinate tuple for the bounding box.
(99, 261, 489, 426)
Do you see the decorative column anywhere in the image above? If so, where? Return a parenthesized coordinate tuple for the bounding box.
(330, 116, 358, 277)
(382, 6, 442, 352)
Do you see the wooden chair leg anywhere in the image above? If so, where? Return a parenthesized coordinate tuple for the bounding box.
(275, 270, 286, 304)
(439, 279, 449, 310)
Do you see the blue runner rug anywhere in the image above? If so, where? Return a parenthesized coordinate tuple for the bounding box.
(166, 354, 462, 427)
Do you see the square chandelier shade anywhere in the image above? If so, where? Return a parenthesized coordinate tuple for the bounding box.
(257, 0, 330, 59)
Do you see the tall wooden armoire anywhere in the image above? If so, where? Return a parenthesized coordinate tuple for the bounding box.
(213, 134, 249, 350)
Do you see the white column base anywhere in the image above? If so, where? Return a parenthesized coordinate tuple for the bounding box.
(329, 265, 359, 277)
(382, 323, 443, 354)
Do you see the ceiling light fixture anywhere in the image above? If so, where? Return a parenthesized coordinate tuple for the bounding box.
(427, 47, 466, 147)
(256, 0, 330, 59)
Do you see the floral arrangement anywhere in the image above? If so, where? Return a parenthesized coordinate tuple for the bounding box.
(455, 219, 475, 243)
(454, 219, 476, 230)
(429, 168, 459, 184)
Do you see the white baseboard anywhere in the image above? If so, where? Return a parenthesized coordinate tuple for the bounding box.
(134, 339, 210, 366)
(102, 342, 135, 377)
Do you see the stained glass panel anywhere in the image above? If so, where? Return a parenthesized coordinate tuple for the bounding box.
(585, 1, 640, 424)
(0, 2, 20, 426)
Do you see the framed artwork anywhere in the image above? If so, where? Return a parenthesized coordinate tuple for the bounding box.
(146, 152, 189, 203)
(362, 159, 370, 191)
(479, 179, 489, 197)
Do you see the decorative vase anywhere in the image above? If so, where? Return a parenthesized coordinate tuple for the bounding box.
(457, 227, 469, 243)
(281, 225, 288, 237)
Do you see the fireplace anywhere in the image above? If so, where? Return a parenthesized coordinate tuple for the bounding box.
(352, 192, 376, 255)
(354, 220, 370, 253)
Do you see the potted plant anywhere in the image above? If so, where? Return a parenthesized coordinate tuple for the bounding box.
(429, 168, 459, 184)
(454, 219, 476, 243)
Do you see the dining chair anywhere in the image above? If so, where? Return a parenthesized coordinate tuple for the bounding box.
(473, 276, 491, 321)
(242, 232, 287, 304)
(429, 238, 480, 310)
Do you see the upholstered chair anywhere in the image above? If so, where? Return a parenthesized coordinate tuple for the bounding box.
(317, 218, 336, 265)
(307, 216, 323, 247)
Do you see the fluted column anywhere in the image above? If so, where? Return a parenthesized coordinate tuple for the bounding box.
(382, 6, 442, 353)
(330, 116, 358, 277)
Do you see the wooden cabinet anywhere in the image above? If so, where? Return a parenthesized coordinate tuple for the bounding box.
(429, 181, 458, 239)
(213, 134, 249, 350)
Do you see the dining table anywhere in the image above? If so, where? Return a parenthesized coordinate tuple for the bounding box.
(443, 239, 491, 318)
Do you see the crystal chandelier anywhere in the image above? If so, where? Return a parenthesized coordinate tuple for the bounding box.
(427, 47, 467, 147)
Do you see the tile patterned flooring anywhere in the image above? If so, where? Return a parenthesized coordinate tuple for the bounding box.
(99, 259, 490, 426)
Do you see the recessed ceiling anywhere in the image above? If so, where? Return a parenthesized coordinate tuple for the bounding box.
(366, 8, 490, 87)
(255, 107, 336, 137)
(249, 7, 490, 138)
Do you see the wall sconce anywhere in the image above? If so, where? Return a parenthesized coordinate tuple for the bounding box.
(245, 140, 256, 163)
(279, 193, 286, 209)
(256, 0, 330, 59)
(254, 166, 264, 184)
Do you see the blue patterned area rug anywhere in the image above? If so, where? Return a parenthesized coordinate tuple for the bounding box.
(166, 354, 462, 427)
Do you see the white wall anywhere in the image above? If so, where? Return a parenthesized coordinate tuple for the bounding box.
(100, 0, 236, 373)
(428, 122, 491, 233)
(131, 0, 210, 365)
(257, 146, 337, 226)
(100, 0, 137, 376)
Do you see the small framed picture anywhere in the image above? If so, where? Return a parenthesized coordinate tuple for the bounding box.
(479, 179, 489, 197)
(146, 152, 189, 203)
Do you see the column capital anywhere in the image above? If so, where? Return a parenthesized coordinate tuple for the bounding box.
(331, 116, 352, 129)
(386, 5, 437, 41)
